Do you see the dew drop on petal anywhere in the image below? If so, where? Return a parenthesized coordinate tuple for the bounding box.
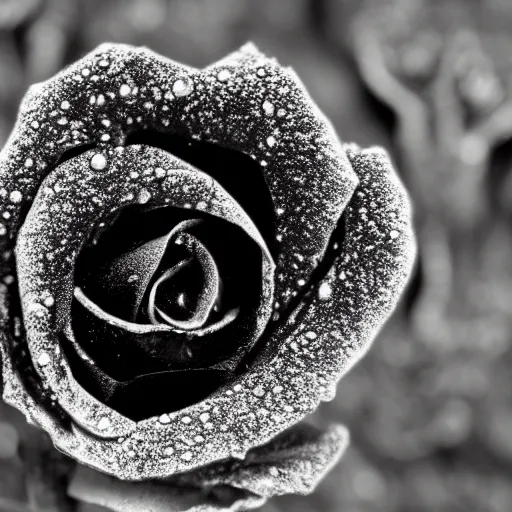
(181, 451, 193, 461)
(253, 386, 265, 397)
(217, 70, 231, 82)
(173, 79, 193, 97)
(262, 100, 274, 116)
(137, 189, 151, 204)
(43, 296, 55, 307)
(90, 154, 107, 171)
(159, 414, 170, 424)
(38, 352, 50, 366)
(119, 84, 131, 97)
(9, 191, 22, 203)
(318, 282, 332, 300)
(97, 417, 111, 431)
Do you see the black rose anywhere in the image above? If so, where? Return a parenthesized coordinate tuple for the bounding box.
(0, 42, 415, 505)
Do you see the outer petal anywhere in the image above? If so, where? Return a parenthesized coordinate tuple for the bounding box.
(69, 468, 264, 512)
(67, 423, 348, 512)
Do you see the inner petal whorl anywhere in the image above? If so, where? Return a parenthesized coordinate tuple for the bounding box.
(147, 230, 221, 331)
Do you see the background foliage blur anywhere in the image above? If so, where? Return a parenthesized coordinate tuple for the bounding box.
(0, 0, 511, 510)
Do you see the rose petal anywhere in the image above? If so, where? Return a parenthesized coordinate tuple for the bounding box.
(67, 423, 348, 511)
(68, 467, 264, 512)
(60, 324, 233, 421)
(14, 145, 273, 438)
(82, 218, 204, 323)
(172, 422, 349, 498)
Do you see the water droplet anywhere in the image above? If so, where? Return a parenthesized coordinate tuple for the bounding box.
(38, 352, 50, 366)
(159, 414, 170, 424)
(253, 386, 265, 397)
(217, 70, 231, 82)
(9, 191, 22, 203)
(173, 79, 193, 97)
(90, 154, 107, 171)
(97, 417, 111, 430)
(27, 302, 47, 318)
(137, 189, 151, 204)
(119, 84, 131, 97)
(318, 282, 332, 300)
(181, 451, 193, 461)
(262, 100, 274, 116)
(155, 167, 166, 178)
(43, 296, 54, 308)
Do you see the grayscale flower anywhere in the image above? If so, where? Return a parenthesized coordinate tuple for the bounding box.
(0, 42, 414, 509)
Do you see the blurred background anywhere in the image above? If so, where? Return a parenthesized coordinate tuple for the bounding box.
(0, 0, 511, 510)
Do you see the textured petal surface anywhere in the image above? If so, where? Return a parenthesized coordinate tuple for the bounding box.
(0, 42, 414, 482)
(67, 423, 348, 512)
(2, 142, 414, 479)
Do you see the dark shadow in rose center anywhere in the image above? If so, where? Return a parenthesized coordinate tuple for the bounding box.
(62, 134, 276, 421)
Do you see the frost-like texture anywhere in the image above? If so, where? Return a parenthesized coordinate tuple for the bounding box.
(0, 40, 414, 498)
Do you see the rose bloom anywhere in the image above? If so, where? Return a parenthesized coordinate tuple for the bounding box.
(0, 43, 415, 511)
